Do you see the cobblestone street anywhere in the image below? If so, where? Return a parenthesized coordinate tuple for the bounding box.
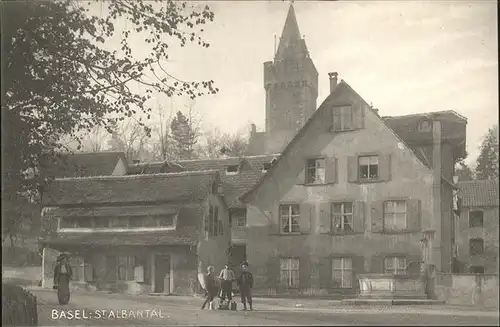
(32, 289, 499, 326)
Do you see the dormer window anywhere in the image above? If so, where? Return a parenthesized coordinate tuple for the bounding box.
(417, 119, 432, 132)
(333, 105, 353, 131)
(262, 162, 272, 173)
(226, 165, 239, 175)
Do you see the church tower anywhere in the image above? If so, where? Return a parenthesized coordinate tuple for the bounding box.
(264, 4, 318, 133)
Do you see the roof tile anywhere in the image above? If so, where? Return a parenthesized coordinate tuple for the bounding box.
(458, 179, 499, 207)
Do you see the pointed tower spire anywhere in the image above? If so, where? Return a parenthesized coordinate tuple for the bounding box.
(275, 4, 304, 60)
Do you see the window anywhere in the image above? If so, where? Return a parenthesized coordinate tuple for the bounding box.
(384, 201, 407, 231)
(469, 238, 484, 255)
(469, 211, 484, 228)
(70, 256, 85, 281)
(158, 215, 175, 227)
(94, 218, 110, 228)
(306, 158, 326, 184)
(469, 266, 485, 274)
(417, 119, 432, 132)
(141, 216, 157, 228)
(208, 206, 214, 236)
(218, 219, 224, 236)
(333, 106, 353, 131)
(231, 208, 246, 228)
(359, 156, 379, 180)
(332, 258, 352, 288)
(280, 204, 300, 234)
(226, 165, 239, 175)
(384, 256, 407, 275)
(263, 162, 272, 172)
(332, 202, 354, 232)
(60, 218, 76, 229)
(213, 206, 219, 236)
(110, 217, 128, 228)
(117, 256, 135, 281)
(280, 258, 299, 288)
(75, 218, 92, 228)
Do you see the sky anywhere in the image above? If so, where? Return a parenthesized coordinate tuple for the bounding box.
(91, 0, 498, 165)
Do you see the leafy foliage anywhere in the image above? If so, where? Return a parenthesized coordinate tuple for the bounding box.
(2, 0, 218, 240)
(475, 125, 499, 180)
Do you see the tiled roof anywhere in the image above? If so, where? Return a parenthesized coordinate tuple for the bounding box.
(42, 152, 126, 178)
(42, 170, 219, 206)
(39, 205, 203, 246)
(176, 155, 280, 207)
(383, 111, 467, 145)
(458, 179, 499, 207)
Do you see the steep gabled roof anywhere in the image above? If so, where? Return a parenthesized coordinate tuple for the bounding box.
(42, 170, 220, 206)
(240, 80, 433, 202)
(42, 152, 127, 178)
(458, 179, 499, 207)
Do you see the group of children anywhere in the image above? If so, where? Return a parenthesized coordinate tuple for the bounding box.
(201, 261, 254, 311)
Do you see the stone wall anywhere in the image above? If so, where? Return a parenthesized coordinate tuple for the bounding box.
(435, 273, 499, 308)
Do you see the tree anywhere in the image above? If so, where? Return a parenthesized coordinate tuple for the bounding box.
(107, 120, 153, 162)
(475, 125, 499, 180)
(2, 0, 218, 241)
(151, 101, 177, 161)
(81, 126, 109, 153)
(170, 110, 200, 160)
(203, 128, 249, 158)
(455, 160, 475, 181)
(2, 0, 218, 196)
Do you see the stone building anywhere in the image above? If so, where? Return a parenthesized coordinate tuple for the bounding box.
(455, 179, 499, 274)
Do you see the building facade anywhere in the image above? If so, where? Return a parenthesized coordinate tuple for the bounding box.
(240, 79, 466, 296)
(455, 179, 499, 274)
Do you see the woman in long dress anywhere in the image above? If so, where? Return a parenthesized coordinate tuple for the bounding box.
(53, 253, 73, 305)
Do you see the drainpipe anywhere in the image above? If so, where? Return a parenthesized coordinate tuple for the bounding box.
(431, 120, 442, 272)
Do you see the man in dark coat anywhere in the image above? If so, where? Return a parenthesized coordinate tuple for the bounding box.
(53, 253, 73, 305)
(237, 261, 254, 311)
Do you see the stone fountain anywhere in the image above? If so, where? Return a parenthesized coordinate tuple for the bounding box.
(342, 230, 444, 305)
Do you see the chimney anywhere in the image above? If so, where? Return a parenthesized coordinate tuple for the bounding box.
(250, 123, 257, 136)
(328, 72, 338, 93)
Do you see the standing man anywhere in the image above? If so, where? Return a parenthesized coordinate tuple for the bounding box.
(218, 263, 235, 303)
(237, 261, 254, 311)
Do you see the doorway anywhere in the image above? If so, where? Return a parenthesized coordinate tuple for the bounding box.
(154, 255, 171, 294)
(231, 244, 247, 275)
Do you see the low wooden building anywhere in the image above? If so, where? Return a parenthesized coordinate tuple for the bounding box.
(39, 170, 230, 295)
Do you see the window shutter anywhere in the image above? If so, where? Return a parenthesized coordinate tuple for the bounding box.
(299, 256, 311, 290)
(407, 199, 422, 232)
(333, 107, 341, 132)
(370, 201, 384, 233)
(268, 210, 280, 235)
(378, 154, 392, 182)
(266, 257, 279, 289)
(407, 254, 422, 276)
(353, 106, 365, 129)
(352, 256, 365, 291)
(347, 156, 358, 182)
(84, 263, 93, 282)
(325, 157, 338, 184)
(296, 163, 306, 185)
(299, 203, 312, 233)
(370, 255, 384, 274)
(319, 202, 331, 234)
(319, 257, 332, 289)
(353, 201, 365, 233)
